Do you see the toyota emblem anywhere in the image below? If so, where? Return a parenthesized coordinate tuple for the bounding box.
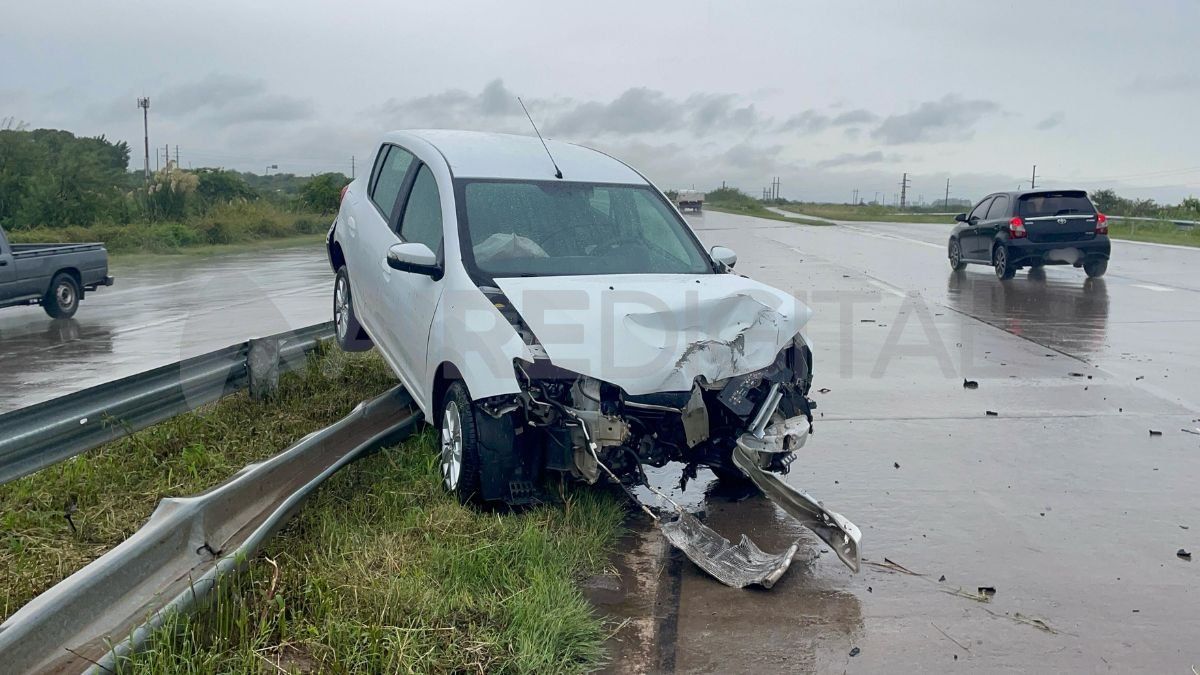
(1056, 217, 1067, 224)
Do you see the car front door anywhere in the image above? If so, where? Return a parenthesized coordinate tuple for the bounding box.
(978, 195, 1011, 257)
(963, 196, 993, 260)
(0, 229, 17, 299)
(379, 163, 446, 406)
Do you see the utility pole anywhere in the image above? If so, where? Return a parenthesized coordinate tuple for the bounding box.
(137, 97, 150, 186)
(899, 172, 911, 209)
(944, 178, 950, 209)
(175, 145, 179, 168)
(351, 155, 356, 179)
(1030, 164, 1037, 190)
(164, 144, 170, 170)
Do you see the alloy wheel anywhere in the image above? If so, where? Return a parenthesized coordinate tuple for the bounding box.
(441, 401, 463, 490)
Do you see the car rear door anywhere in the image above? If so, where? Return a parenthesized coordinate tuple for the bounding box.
(0, 229, 17, 299)
(350, 145, 416, 335)
(1017, 191, 1099, 243)
(963, 196, 993, 260)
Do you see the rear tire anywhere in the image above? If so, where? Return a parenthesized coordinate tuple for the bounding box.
(441, 382, 483, 503)
(948, 239, 967, 271)
(333, 266, 372, 352)
(1084, 259, 1107, 278)
(993, 245, 1015, 280)
(43, 272, 80, 319)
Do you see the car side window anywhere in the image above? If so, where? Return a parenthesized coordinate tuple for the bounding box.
(986, 195, 1010, 219)
(968, 198, 992, 222)
(369, 145, 415, 218)
(398, 165, 443, 252)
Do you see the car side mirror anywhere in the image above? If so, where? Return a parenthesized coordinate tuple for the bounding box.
(710, 245, 737, 270)
(954, 213, 967, 222)
(386, 242, 442, 279)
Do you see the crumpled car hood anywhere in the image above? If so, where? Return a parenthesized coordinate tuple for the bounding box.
(494, 274, 810, 395)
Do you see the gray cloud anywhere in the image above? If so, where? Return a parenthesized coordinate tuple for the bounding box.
(779, 109, 829, 134)
(1121, 73, 1200, 95)
(1035, 111, 1064, 131)
(831, 108, 878, 125)
(813, 151, 902, 170)
(153, 73, 314, 126)
(871, 94, 1001, 144)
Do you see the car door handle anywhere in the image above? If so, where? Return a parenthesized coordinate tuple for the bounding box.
(0, 260, 7, 266)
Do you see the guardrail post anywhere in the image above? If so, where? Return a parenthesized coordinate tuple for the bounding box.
(248, 337, 280, 400)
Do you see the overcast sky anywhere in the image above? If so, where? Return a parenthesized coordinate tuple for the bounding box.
(4, 0, 1199, 204)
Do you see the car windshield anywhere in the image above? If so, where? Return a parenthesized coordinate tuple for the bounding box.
(1018, 191, 1096, 217)
(457, 180, 712, 277)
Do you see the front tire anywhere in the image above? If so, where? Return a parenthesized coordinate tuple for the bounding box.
(333, 266, 372, 352)
(1084, 259, 1108, 278)
(43, 272, 80, 319)
(948, 239, 967, 271)
(993, 245, 1015, 280)
(441, 382, 483, 503)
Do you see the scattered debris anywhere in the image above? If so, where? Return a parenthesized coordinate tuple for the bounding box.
(1149, 429, 1162, 436)
(894, 462, 901, 469)
(1136, 375, 1144, 380)
(864, 557, 924, 576)
(986, 410, 999, 417)
(1182, 428, 1200, 436)
(867, 586, 872, 593)
(1068, 372, 1085, 377)
(63, 495, 78, 535)
(1182, 525, 1190, 530)
(848, 647, 860, 657)
(817, 387, 831, 394)
(1178, 549, 1192, 561)
(860, 319, 876, 323)
(931, 621, 970, 652)
(978, 586, 997, 597)
(942, 587, 992, 603)
(963, 379, 979, 389)
(938, 574, 946, 582)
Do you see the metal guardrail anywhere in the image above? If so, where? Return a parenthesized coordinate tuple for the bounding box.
(1106, 214, 1198, 229)
(0, 322, 335, 485)
(0, 385, 420, 674)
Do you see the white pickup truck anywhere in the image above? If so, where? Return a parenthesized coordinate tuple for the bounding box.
(674, 189, 705, 212)
(0, 226, 114, 318)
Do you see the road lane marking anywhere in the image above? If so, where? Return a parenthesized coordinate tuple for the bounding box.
(1131, 283, 1175, 292)
(866, 279, 906, 298)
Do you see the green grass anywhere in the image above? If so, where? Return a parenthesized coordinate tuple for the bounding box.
(122, 439, 625, 674)
(0, 344, 626, 673)
(779, 203, 954, 224)
(6, 201, 331, 255)
(0, 346, 396, 621)
(1107, 220, 1200, 248)
(706, 203, 831, 227)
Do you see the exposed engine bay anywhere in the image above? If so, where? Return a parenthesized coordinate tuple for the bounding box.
(465, 298, 861, 586)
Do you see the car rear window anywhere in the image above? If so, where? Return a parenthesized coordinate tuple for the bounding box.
(1018, 191, 1095, 218)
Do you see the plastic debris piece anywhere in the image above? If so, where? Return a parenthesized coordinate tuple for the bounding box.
(1178, 549, 1192, 561)
(963, 379, 979, 389)
(986, 411, 999, 417)
(849, 647, 861, 657)
(1149, 429, 1162, 436)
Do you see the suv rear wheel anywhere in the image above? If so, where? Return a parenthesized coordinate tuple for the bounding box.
(993, 245, 1015, 280)
(1084, 259, 1107, 278)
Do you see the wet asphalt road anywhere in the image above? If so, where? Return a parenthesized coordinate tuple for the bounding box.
(0, 243, 332, 412)
(595, 210, 1199, 673)
(2, 212, 1198, 672)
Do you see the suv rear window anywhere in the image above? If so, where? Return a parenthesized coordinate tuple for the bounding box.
(1018, 191, 1095, 218)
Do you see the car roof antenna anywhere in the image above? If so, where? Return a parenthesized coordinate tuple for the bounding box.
(518, 96, 562, 179)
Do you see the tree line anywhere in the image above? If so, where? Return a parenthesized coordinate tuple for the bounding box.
(0, 128, 350, 231)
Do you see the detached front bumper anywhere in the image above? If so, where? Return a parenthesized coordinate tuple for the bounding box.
(1008, 236, 1110, 267)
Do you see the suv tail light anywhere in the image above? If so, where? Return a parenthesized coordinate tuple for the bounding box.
(1095, 213, 1108, 235)
(339, 184, 351, 204)
(1008, 217, 1027, 239)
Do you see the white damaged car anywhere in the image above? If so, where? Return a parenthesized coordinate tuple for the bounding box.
(327, 130, 859, 583)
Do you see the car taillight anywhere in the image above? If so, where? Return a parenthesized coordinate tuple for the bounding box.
(339, 184, 350, 203)
(1009, 217, 1027, 239)
(1095, 213, 1108, 235)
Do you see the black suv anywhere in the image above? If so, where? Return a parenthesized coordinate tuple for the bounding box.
(947, 190, 1110, 279)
